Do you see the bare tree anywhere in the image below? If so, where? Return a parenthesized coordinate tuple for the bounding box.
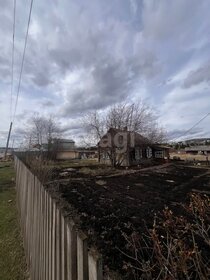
(24, 113, 61, 152)
(106, 101, 153, 132)
(83, 110, 106, 144)
(84, 100, 166, 144)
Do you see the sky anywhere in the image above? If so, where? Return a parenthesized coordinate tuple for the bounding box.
(0, 0, 210, 147)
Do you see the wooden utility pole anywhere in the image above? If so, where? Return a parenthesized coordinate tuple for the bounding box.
(4, 122, 13, 159)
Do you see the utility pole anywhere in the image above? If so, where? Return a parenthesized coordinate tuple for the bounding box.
(4, 122, 13, 159)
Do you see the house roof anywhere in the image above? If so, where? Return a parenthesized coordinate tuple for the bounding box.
(55, 138, 75, 143)
(133, 131, 149, 145)
(98, 127, 149, 147)
(153, 144, 170, 150)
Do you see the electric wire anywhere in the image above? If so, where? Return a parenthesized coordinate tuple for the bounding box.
(13, 0, 34, 122)
(172, 112, 210, 142)
(10, 0, 16, 122)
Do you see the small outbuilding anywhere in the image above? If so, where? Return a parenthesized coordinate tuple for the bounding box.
(53, 139, 79, 160)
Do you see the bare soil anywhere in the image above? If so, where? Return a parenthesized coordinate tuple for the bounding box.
(45, 162, 210, 277)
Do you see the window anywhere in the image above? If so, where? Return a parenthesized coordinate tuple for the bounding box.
(135, 147, 142, 160)
(146, 147, 152, 159)
(118, 135, 124, 145)
(102, 152, 109, 160)
(155, 151, 164, 158)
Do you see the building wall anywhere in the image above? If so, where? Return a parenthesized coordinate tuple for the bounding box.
(98, 149, 129, 166)
(153, 148, 169, 159)
(99, 146, 169, 166)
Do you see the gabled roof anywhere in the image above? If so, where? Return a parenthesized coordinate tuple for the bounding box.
(98, 127, 149, 147)
(133, 131, 149, 145)
(54, 138, 75, 143)
(153, 144, 170, 150)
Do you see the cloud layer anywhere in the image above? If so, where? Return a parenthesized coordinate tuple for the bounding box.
(0, 0, 210, 145)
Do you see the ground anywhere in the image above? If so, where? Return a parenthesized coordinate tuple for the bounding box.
(43, 160, 210, 278)
(0, 162, 28, 280)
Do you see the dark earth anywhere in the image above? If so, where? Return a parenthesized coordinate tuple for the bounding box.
(45, 162, 210, 278)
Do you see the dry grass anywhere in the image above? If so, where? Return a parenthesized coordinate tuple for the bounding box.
(23, 153, 109, 182)
(118, 194, 210, 280)
(79, 166, 116, 176)
(51, 158, 99, 168)
(170, 152, 209, 162)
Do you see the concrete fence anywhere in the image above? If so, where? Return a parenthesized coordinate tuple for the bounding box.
(15, 156, 103, 280)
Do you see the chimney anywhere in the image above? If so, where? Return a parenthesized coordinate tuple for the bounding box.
(123, 126, 128, 131)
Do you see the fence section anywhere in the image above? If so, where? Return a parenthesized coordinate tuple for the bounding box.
(15, 156, 102, 280)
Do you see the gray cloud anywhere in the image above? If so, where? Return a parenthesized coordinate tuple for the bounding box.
(142, 0, 209, 45)
(0, 53, 10, 79)
(62, 55, 158, 116)
(59, 122, 83, 133)
(168, 127, 203, 141)
(15, 111, 31, 122)
(32, 72, 52, 87)
(0, 130, 8, 139)
(60, 53, 158, 117)
(41, 100, 55, 107)
(1, 0, 210, 146)
(14, 127, 27, 135)
(183, 63, 210, 88)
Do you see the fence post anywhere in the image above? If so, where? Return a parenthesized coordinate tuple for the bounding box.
(77, 231, 89, 280)
(66, 220, 77, 280)
(88, 250, 103, 280)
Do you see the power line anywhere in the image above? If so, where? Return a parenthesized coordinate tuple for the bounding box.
(13, 0, 34, 122)
(172, 112, 210, 142)
(10, 0, 16, 121)
(5, 0, 34, 157)
(4, 0, 16, 158)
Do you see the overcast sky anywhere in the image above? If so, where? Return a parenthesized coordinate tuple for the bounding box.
(0, 0, 210, 146)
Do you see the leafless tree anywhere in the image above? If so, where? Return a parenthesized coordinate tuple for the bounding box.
(83, 111, 106, 144)
(84, 100, 167, 144)
(24, 113, 61, 152)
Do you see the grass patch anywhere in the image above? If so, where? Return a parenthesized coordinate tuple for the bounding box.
(0, 162, 28, 280)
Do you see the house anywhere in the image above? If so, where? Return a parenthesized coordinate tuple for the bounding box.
(185, 146, 210, 155)
(98, 128, 169, 166)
